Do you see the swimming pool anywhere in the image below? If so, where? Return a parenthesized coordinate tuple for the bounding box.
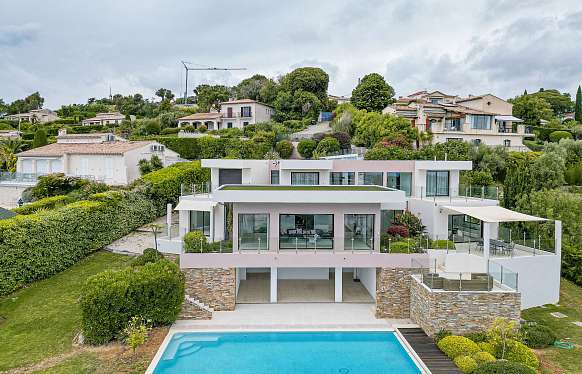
(151, 331, 423, 374)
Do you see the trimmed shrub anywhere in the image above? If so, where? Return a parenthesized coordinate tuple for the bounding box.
(437, 335, 481, 359)
(499, 339, 539, 369)
(549, 130, 573, 142)
(275, 140, 294, 159)
(388, 241, 412, 253)
(132, 248, 165, 267)
(386, 224, 409, 238)
(12, 195, 76, 215)
(464, 331, 488, 343)
(394, 211, 425, 237)
(332, 131, 351, 150)
(297, 139, 317, 158)
(183, 231, 208, 252)
(472, 351, 496, 366)
(434, 329, 452, 343)
(80, 258, 184, 344)
(478, 342, 496, 356)
(198, 124, 207, 133)
(474, 361, 535, 374)
(520, 323, 556, 348)
(454, 355, 478, 374)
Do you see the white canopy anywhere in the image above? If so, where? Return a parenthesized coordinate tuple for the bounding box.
(174, 199, 217, 211)
(495, 115, 523, 122)
(442, 205, 546, 223)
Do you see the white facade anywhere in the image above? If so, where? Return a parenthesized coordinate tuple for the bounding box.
(159, 158, 561, 309)
(5, 109, 60, 124)
(177, 99, 274, 130)
(81, 112, 126, 126)
(15, 131, 179, 185)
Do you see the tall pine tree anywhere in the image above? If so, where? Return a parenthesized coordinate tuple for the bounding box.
(575, 85, 582, 123)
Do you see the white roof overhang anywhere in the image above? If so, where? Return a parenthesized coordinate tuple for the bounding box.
(175, 200, 217, 211)
(495, 115, 523, 122)
(441, 205, 546, 223)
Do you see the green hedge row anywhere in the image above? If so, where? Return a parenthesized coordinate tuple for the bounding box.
(80, 256, 184, 344)
(0, 161, 207, 296)
(12, 195, 76, 215)
(148, 136, 272, 160)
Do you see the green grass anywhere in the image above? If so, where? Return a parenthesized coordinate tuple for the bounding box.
(521, 278, 582, 374)
(32, 353, 100, 374)
(0, 251, 133, 372)
(220, 185, 389, 191)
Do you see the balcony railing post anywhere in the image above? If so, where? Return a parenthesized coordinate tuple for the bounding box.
(388, 238, 391, 253)
(258, 237, 261, 254)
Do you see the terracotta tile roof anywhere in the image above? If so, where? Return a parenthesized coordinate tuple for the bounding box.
(16, 141, 153, 157)
(178, 112, 222, 121)
(448, 105, 495, 115)
(219, 99, 274, 107)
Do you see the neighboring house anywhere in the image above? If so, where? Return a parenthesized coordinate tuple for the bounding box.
(81, 112, 126, 126)
(328, 94, 351, 105)
(5, 109, 60, 124)
(177, 99, 274, 130)
(0, 130, 22, 139)
(157, 158, 561, 327)
(384, 91, 533, 150)
(15, 129, 179, 185)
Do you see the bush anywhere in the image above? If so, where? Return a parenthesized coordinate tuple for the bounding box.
(80, 258, 184, 344)
(275, 140, 294, 159)
(454, 355, 478, 374)
(472, 351, 496, 366)
(198, 124, 207, 133)
(473, 361, 535, 374)
(332, 131, 351, 150)
(183, 231, 208, 252)
(478, 342, 496, 356)
(30, 173, 90, 200)
(464, 331, 488, 343)
(297, 139, 317, 158)
(520, 323, 556, 348)
(434, 329, 452, 343)
(549, 130, 573, 142)
(124, 316, 151, 352)
(437, 335, 481, 359)
(431, 240, 455, 250)
(386, 224, 409, 238)
(388, 241, 412, 253)
(132, 248, 165, 267)
(462, 170, 494, 186)
(314, 137, 341, 156)
(500, 340, 539, 369)
(394, 211, 425, 236)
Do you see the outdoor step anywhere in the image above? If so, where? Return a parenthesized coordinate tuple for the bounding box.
(185, 295, 215, 313)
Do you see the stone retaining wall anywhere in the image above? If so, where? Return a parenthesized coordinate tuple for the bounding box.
(183, 268, 236, 311)
(410, 276, 521, 336)
(375, 268, 413, 318)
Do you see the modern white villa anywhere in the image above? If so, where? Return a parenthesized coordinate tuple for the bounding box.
(157, 158, 561, 336)
(177, 99, 274, 130)
(14, 129, 180, 185)
(384, 91, 534, 151)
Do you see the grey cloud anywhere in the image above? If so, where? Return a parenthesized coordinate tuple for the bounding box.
(0, 23, 40, 47)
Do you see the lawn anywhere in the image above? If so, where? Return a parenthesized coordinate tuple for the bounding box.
(220, 185, 389, 191)
(0, 251, 133, 372)
(521, 278, 582, 374)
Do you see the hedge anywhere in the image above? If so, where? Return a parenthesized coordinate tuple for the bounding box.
(80, 258, 184, 344)
(0, 161, 207, 296)
(12, 195, 76, 215)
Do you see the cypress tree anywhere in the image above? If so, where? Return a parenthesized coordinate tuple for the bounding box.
(32, 128, 48, 148)
(523, 89, 528, 96)
(575, 85, 582, 123)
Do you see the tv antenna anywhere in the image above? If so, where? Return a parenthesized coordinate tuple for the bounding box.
(180, 61, 246, 103)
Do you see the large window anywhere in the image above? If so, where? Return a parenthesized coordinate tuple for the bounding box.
(330, 172, 355, 185)
(238, 214, 269, 250)
(386, 172, 412, 196)
(358, 172, 383, 186)
(426, 170, 449, 197)
(449, 214, 482, 243)
(241, 106, 252, 117)
(270, 170, 280, 185)
(471, 115, 492, 130)
(190, 211, 210, 236)
(291, 172, 319, 185)
(344, 214, 375, 250)
(279, 214, 333, 249)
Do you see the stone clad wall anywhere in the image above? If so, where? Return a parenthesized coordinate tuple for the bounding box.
(183, 268, 236, 311)
(409, 277, 521, 336)
(375, 268, 413, 318)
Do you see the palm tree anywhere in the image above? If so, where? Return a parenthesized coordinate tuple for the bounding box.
(0, 138, 24, 172)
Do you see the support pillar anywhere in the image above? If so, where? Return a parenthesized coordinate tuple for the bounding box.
(270, 267, 278, 303)
(555, 220, 562, 258)
(166, 204, 172, 238)
(335, 267, 343, 302)
(483, 222, 491, 269)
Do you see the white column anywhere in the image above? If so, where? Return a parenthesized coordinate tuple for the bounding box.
(335, 267, 343, 302)
(166, 204, 172, 237)
(483, 222, 491, 264)
(209, 208, 214, 242)
(270, 267, 278, 303)
(555, 220, 562, 258)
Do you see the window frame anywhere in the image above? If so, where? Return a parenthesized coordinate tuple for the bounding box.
(291, 172, 319, 185)
(426, 170, 450, 197)
(190, 210, 211, 236)
(330, 171, 355, 185)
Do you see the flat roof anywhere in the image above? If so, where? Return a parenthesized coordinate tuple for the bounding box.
(220, 185, 390, 191)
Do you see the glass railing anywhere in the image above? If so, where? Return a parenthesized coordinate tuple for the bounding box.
(239, 233, 269, 251)
(279, 235, 334, 250)
(184, 239, 234, 253)
(413, 185, 500, 200)
(0, 172, 43, 183)
(488, 260, 518, 290)
(180, 182, 211, 196)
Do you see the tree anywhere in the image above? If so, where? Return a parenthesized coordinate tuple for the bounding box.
(155, 88, 174, 102)
(32, 129, 48, 148)
(511, 95, 554, 126)
(235, 74, 270, 101)
(351, 73, 395, 112)
(275, 140, 293, 159)
(7, 92, 45, 114)
(0, 98, 7, 114)
(194, 84, 231, 112)
(281, 67, 329, 102)
(529, 89, 573, 116)
(314, 137, 340, 157)
(351, 111, 416, 147)
(0, 138, 25, 171)
(575, 85, 582, 123)
(297, 139, 317, 159)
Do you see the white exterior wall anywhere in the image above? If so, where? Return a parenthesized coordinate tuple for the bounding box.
(433, 133, 529, 151)
(219, 102, 274, 129)
(358, 267, 377, 301)
(68, 154, 127, 184)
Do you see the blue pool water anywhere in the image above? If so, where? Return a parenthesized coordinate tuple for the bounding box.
(153, 331, 421, 374)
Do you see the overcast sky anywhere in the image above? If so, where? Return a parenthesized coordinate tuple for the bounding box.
(1, 0, 582, 108)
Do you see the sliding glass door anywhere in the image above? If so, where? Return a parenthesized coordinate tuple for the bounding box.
(238, 214, 269, 250)
(426, 171, 449, 196)
(344, 214, 375, 250)
(279, 214, 333, 249)
(190, 210, 210, 236)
